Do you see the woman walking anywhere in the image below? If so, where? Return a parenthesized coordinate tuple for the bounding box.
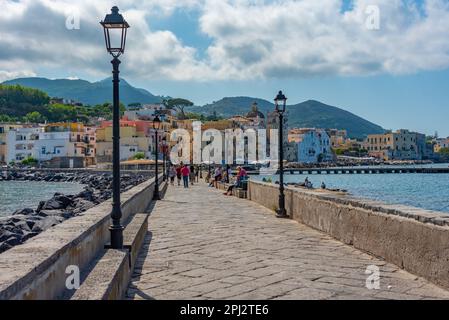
(189, 165, 196, 186)
(169, 166, 176, 186)
(213, 166, 222, 188)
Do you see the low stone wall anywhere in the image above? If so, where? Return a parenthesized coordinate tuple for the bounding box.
(0, 176, 163, 300)
(248, 180, 449, 290)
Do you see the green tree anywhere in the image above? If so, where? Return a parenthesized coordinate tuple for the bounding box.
(21, 157, 38, 166)
(0, 114, 18, 122)
(44, 103, 77, 122)
(0, 84, 49, 117)
(132, 152, 146, 160)
(333, 148, 345, 156)
(185, 112, 205, 121)
(438, 147, 449, 155)
(24, 111, 46, 123)
(163, 98, 194, 120)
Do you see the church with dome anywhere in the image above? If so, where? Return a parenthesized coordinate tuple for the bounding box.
(229, 102, 266, 130)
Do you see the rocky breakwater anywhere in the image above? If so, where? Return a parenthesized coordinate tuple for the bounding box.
(0, 171, 152, 254)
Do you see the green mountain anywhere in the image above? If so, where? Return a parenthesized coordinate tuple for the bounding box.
(2, 77, 162, 106)
(188, 97, 384, 139)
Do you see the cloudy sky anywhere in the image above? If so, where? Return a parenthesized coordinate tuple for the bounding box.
(2, 0, 449, 136)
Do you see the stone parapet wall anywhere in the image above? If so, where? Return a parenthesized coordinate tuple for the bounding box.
(248, 180, 449, 290)
(0, 176, 163, 300)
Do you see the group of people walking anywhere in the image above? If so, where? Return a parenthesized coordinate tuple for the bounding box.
(168, 163, 199, 188)
(166, 163, 249, 195)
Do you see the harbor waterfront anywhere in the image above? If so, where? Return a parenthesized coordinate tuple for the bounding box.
(0, 181, 83, 217)
(256, 167, 449, 214)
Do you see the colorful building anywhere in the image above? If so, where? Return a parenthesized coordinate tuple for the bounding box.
(34, 122, 96, 168)
(289, 128, 333, 163)
(96, 118, 170, 163)
(364, 129, 427, 160)
(434, 138, 449, 153)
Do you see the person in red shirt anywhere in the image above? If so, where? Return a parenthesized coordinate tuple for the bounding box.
(224, 167, 248, 196)
(237, 167, 247, 180)
(175, 165, 182, 186)
(181, 165, 190, 188)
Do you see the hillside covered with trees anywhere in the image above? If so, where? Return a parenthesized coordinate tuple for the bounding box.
(0, 84, 124, 124)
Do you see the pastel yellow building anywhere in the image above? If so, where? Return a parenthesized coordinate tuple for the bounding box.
(364, 129, 426, 160)
(95, 119, 166, 162)
(434, 138, 449, 153)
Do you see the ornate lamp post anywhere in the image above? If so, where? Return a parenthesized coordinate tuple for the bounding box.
(100, 6, 130, 249)
(274, 91, 288, 218)
(153, 116, 162, 200)
(161, 136, 168, 181)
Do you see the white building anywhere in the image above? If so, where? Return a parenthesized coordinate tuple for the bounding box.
(6, 127, 43, 163)
(296, 129, 333, 163)
(124, 104, 169, 121)
(34, 131, 71, 161)
(101, 144, 142, 161)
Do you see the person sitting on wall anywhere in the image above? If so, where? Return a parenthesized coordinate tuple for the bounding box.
(224, 167, 248, 196)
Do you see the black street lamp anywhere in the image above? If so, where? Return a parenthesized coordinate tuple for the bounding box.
(153, 116, 162, 200)
(274, 90, 288, 218)
(100, 6, 130, 249)
(162, 136, 168, 181)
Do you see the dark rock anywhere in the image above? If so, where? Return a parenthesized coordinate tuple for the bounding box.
(12, 208, 35, 216)
(0, 230, 15, 242)
(31, 216, 64, 233)
(41, 195, 73, 210)
(25, 219, 37, 229)
(13, 220, 31, 232)
(0, 242, 12, 254)
(37, 210, 65, 217)
(71, 199, 96, 215)
(6, 236, 22, 246)
(36, 201, 45, 212)
(74, 189, 95, 201)
(22, 231, 39, 242)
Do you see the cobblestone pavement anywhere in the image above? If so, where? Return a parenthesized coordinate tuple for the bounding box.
(126, 183, 449, 300)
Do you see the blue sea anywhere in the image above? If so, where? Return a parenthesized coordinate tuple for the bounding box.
(0, 181, 84, 217)
(256, 164, 449, 214)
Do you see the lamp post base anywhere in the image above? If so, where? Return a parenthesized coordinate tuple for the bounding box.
(153, 189, 161, 201)
(109, 225, 124, 249)
(276, 208, 288, 219)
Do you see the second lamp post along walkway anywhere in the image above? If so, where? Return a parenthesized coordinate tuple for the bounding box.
(127, 183, 449, 300)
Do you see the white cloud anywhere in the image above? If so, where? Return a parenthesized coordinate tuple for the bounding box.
(200, 0, 449, 79)
(0, 70, 37, 83)
(1, 0, 449, 82)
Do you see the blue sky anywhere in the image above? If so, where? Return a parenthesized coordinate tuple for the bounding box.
(2, 0, 449, 136)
